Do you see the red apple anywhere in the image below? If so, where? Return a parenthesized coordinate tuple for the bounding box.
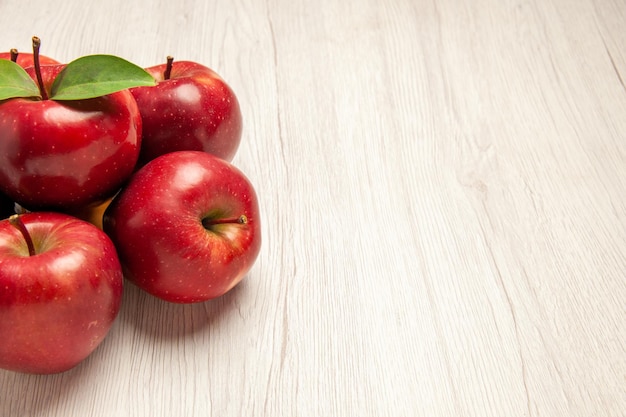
(0, 212, 123, 374)
(103, 151, 261, 303)
(0, 49, 60, 68)
(129, 58, 242, 166)
(0, 64, 142, 211)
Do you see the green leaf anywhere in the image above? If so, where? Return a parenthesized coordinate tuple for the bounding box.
(50, 54, 156, 100)
(0, 59, 42, 101)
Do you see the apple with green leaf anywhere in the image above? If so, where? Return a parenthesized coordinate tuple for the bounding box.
(103, 151, 261, 303)
(130, 57, 243, 167)
(0, 36, 155, 211)
(0, 212, 123, 374)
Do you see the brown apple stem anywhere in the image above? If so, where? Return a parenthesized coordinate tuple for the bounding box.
(164, 56, 174, 80)
(203, 215, 248, 228)
(9, 215, 36, 256)
(31, 36, 49, 100)
(10, 48, 18, 62)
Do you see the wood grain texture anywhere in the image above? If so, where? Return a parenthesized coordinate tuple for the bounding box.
(1, 0, 625, 415)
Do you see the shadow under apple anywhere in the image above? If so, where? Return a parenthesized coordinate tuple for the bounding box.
(0, 326, 120, 415)
(117, 275, 250, 342)
(0, 276, 253, 415)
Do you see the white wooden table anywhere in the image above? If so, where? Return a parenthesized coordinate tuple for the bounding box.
(1, 0, 625, 415)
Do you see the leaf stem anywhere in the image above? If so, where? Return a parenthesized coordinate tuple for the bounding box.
(164, 56, 174, 80)
(9, 215, 36, 257)
(32, 36, 49, 100)
(202, 215, 248, 228)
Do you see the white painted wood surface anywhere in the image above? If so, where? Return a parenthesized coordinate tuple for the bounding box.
(1, 0, 625, 415)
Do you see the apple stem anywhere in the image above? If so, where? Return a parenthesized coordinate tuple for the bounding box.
(9, 215, 37, 257)
(10, 48, 18, 62)
(164, 56, 174, 80)
(203, 214, 248, 228)
(32, 36, 49, 100)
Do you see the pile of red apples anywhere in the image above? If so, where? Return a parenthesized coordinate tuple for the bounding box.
(0, 38, 261, 374)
